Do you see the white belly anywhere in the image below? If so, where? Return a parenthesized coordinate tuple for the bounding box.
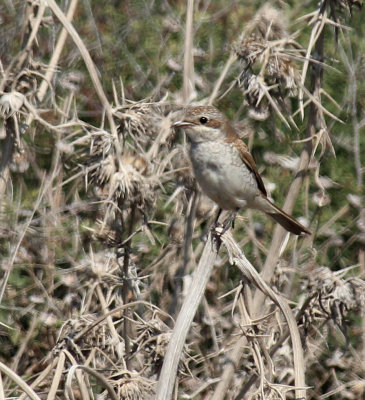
(189, 141, 259, 210)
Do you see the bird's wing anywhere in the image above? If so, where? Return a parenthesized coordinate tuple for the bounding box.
(224, 120, 267, 196)
(234, 139, 267, 196)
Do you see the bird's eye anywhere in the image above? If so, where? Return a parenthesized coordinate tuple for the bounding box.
(199, 116, 208, 124)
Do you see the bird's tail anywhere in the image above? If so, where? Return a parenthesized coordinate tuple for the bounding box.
(257, 194, 311, 235)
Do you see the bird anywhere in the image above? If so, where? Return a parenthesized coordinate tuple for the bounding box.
(173, 105, 310, 235)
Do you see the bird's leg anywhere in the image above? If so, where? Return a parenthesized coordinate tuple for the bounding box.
(201, 208, 223, 242)
(221, 209, 239, 233)
(214, 208, 222, 226)
(200, 208, 222, 242)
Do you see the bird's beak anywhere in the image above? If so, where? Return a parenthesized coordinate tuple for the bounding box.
(172, 121, 195, 129)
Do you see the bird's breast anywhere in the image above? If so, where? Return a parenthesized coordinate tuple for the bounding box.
(189, 141, 258, 210)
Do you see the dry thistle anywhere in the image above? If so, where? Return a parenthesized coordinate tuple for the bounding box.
(111, 372, 155, 400)
(108, 163, 153, 211)
(87, 131, 115, 187)
(82, 104, 169, 243)
(0, 91, 27, 150)
(54, 315, 125, 369)
(301, 266, 365, 334)
(233, 4, 301, 123)
(118, 106, 157, 143)
(248, 3, 288, 41)
(0, 91, 24, 117)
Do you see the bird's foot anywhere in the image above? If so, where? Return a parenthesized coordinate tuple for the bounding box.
(221, 210, 238, 234)
(200, 208, 222, 239)
(201, 210, 238, 241)
(201, 220, 220, 242)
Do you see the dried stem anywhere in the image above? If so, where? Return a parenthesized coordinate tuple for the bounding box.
(183, 0, 195, 103)
(156, 232, 221, 400)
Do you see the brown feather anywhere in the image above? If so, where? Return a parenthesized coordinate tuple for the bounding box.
(224, 121, 267, 196)
(264, 197, 311, 235)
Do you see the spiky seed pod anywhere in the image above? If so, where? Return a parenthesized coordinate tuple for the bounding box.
(233, 4, 301, 121)
(241, 73, 269, 120)
(281, 60, 299, 97)
(301, 266, 365, 331)
(234, 4, 288, 53)
(96, 154, 117, 187)
(0, 91, 24, 117)
(53, 315, 125, 368)
(119, 380, 144, 400)
(87, 132, 116, 187)
(266, 56, 298, 97)
(112, 373, 155, 400)
(250, 4, 288, 41)
(241, 73, 264, 102)
(118, 107, 158, 146)
(234, 34, 264, 66)
(109, 164, 154, 211)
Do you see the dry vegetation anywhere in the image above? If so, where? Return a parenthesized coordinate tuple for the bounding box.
(0, 0, 364, 399)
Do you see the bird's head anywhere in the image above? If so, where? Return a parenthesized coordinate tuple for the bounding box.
(173, 106, 232, 144)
